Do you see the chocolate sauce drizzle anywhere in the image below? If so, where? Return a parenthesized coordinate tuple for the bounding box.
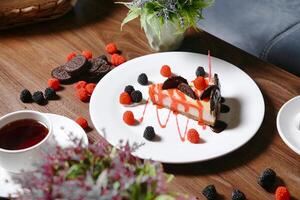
(210, 120, 228, 133)
(220, 104, 230, 113)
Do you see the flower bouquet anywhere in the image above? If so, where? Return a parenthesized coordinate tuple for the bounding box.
(119, 0, 213, 51)
(14, 140, 190, 200)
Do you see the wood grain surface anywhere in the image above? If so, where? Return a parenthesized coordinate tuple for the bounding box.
(0, 0, 299, 199)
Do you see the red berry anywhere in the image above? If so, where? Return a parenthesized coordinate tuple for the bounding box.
(76, 88, 90, 102)
(119, 92, 132, 105)
(123, 111, 135, 126)
(111, 54, 126, 66)
(160, 65, 172, 77)
(194, 76, 206, 90)
(187, 129, 200, 144)
(47, 78, 60, 91)
(76, 117, 89, 129)
(74, 81, 87, 90)
(66, 52, 77, 61)
(82, 50, 93, 59)
(105, 43, 118, 54)
(85, 83, 96, 95)
(275, 186, 290, 200)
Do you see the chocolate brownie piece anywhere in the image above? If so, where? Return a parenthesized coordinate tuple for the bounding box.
(64, 55, 89, 76)
(51, 65, 73, 83)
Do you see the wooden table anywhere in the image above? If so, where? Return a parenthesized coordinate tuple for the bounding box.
(0, 0, 299, 199)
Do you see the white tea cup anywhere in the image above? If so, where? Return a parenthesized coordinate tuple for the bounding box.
(0, 110, 53, 173)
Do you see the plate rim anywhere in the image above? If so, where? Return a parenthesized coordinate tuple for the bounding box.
(276, 95, 300, 155)
(89, 51, 265, 163)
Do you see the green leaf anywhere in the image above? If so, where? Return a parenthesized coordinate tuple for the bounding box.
(121, 8, 141, 30)
(66, 164, 85, 179)
(154, 195, 176, 200)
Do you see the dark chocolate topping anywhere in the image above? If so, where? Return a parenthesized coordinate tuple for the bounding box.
(200, 85, 218, 100)
(162, 76, 188, 90)
(210, 87, 221, 111)
(178, 83, 197, 100)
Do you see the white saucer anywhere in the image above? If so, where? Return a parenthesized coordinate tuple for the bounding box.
(0, 113, 89, 198)
(277, 96, 300, 155)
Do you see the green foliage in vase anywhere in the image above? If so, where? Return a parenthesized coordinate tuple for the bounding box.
(118, 0, 214, 33)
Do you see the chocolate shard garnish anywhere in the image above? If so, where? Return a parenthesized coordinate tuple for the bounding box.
(210, 87, 221, 111)
(162, 76, 188, 90)
(200, 85, 218, 100)
(178, 83, 197, 99)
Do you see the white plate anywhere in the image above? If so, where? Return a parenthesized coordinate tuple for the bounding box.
(277, 96, 300, 155)
(0, 113, 88, 198)
(90, 52, 265, 163)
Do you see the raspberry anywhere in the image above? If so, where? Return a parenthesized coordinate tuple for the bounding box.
(82, 50, 93, 59)
(194, 76, 206, 90)
(232, 189, 246, 200)
(66, 52, 77, 61)
(76, 88, 90, 102)
(47, 78, 60, 91)
(119, 92, 132, 105)
(85, 83, 96, 95)
(74, 81, 87, 90)
(131, 90, 143, 103)
(124, 85, 135, 95)
(32, 91, 46, 105)
(275, 186, 290, 200)
(137, 73, 148, 85)
(123, 111, 135, 126)
(160, 65, 172, 77)
(44, 87, 57, 100)
(20, 89, 32, 103)
(76, 117, 89, 129)
(187, 129, 200, 144)
(111, 54, 127, 66)
(196, 66, 205, 77)
(258, 168, 276, 191)
(202, 185, 217, 200)
(143, 126, 156, 141)
(105, 43, 118, 54)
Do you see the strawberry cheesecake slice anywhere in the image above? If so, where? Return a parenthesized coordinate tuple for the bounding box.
(148, 74, 221, 126)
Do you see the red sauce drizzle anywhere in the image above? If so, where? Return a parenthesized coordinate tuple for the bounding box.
(155, 106, 172, 128)
(175, 114, 190, 142)
(138, 98, 150, 123)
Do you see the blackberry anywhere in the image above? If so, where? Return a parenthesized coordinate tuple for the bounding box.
(124, 85, 135, 95)
(20, 89, 32, 103)
(202, 185, 217, 200)
(137, 73, 148, 85)
(131, 90, 143, 103)
(196, 66, 205, 77)
(232, 189, 246, 200)
(44, 87, 57, 100)
(32, 91, 46, 105)
(258, 168, 276, 191)
(143, 126, 155, 141)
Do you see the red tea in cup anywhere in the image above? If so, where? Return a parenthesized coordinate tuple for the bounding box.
(0, 119, 48, 150)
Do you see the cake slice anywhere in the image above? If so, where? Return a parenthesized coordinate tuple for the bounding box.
(148, 74, 221, 126)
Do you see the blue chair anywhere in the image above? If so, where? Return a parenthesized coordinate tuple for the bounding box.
(198, 0, 300, 76)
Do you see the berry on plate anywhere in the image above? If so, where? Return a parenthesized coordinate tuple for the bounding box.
(160, 65, 172, 77)
(119, 92, 132, 105)
(137, 73, 148, 85)
(123, 111, 135, 126)
(143, 126, 156, 141)
(187, 129, 200, 144)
